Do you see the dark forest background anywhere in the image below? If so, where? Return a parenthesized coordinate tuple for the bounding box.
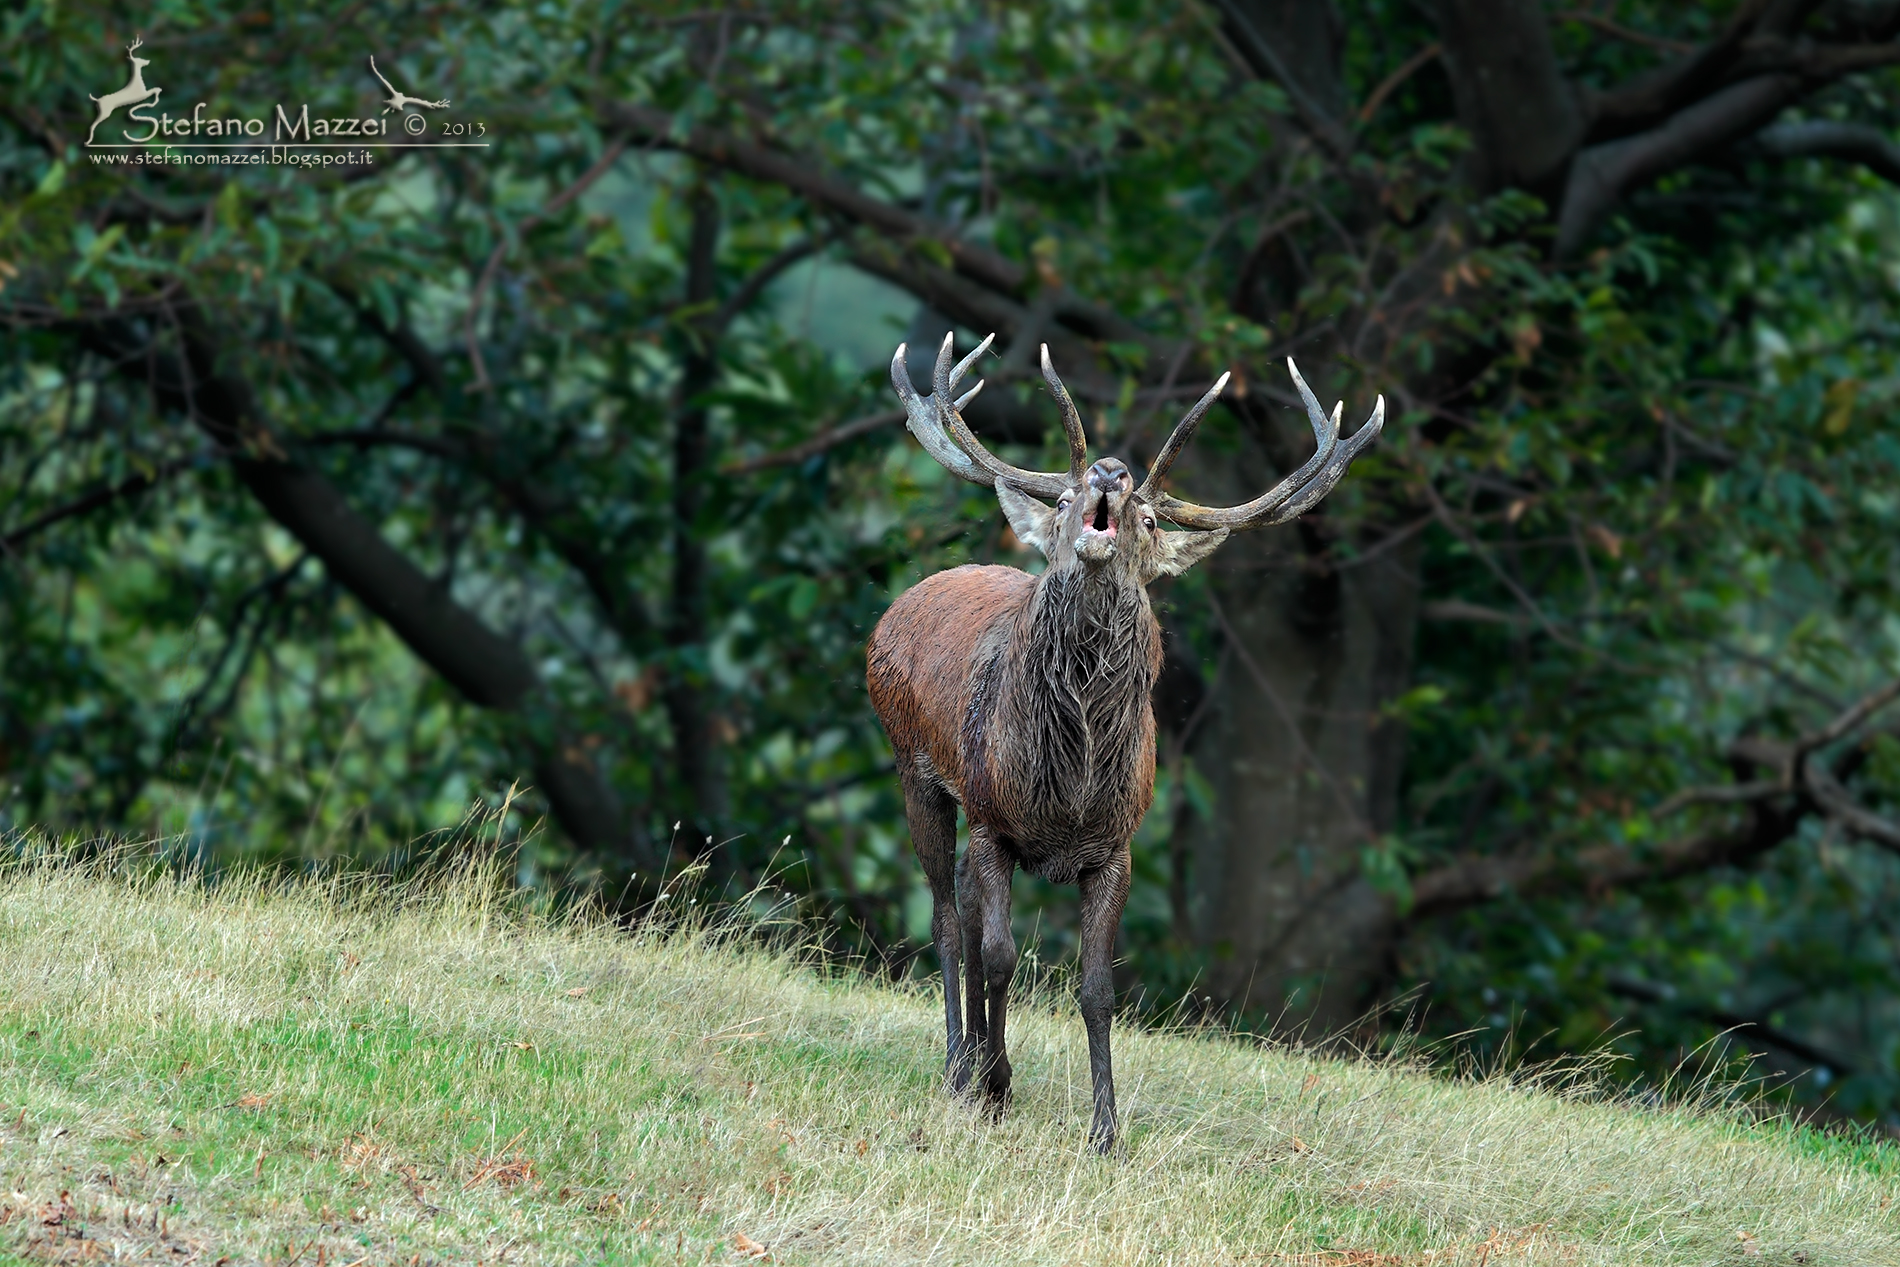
(7, 0, 1900, 1127)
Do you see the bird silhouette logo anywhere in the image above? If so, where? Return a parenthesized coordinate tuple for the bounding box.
(368, 56, 449, 114)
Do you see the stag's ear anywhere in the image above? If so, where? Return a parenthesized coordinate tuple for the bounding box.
(1148, 526, 1229, 578)
(995, 482, 1058, 557)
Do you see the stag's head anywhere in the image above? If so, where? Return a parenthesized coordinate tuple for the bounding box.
(890, 333, 1383, 587)
(127, 34, 149, 68)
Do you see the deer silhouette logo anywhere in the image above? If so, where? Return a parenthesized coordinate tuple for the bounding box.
(87, 35, 162, 146)
(368, 56, 448, 114)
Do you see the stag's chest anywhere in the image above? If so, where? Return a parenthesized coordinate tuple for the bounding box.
(958, 607, 1159, 882)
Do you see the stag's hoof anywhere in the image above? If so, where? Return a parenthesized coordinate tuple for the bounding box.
(980, 1060, 1013, 1117)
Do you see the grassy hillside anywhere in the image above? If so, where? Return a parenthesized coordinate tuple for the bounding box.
(0, 848, 1893, 1266)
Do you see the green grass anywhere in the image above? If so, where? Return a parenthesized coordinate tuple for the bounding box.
(0, 849, 1894, 1266)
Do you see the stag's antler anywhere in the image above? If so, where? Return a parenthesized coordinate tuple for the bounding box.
(1133, 372, 1232, 501)
(889, 333, 1086, 499)
(128, 34, 144, 53)
(1137, 358, 1382, 530)
(1037, 343, 1091, 488)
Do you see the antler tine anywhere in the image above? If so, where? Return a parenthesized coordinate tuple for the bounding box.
(129, 33, 144, 51)
(1135, 371, 1230, 500)
(930, 330, 994, 415)
(1257, 394, 1384, 525)
(947, 332, 991, 398)
(1039, 345, 1090, 485)
(1148, 358, 1381, 531)
(891, 341, 987, 484)
(905, 333, 1074, 499)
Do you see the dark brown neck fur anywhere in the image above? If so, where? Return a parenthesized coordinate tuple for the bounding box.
(963, 568, 1161, 878)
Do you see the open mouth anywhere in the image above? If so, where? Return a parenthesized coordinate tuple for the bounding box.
(1085, 495, 1115, 538)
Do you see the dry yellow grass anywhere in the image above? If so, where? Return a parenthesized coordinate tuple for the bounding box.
(0, 845, 1893, 1265)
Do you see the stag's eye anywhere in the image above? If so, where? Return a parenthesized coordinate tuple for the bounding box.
(1057, 495, 1074, 512)
(1142, 516, 1156, 531)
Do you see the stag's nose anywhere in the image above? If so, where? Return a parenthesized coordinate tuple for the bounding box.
(1087, 458, 1131, 494)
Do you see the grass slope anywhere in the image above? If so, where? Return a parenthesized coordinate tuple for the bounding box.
(0, 853, 1893, 1266)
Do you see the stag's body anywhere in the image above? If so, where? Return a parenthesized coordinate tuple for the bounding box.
(870, 558, 1160, 1146)
(869, 334, 1381, 1152)
(873, 564, 1160, 880)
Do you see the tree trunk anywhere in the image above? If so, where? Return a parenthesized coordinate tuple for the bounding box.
(1221, 1, 1347, 118)
(1177, 381, 1422, 1035)
(1172, 1, 1561, 1031)
(665, 183, 729, 843)
(1432, 0, 1584, 195)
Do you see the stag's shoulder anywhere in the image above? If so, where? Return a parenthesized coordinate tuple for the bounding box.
(869, 566, 1034, 753)
(869, 565, 1033, 679)
(878, 565, 1034, 630)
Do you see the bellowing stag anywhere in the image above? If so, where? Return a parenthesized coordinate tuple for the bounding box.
(867, 333, 1383, 1152)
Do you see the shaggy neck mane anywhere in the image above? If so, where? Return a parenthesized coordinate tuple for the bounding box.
(986, 567, 1157, 832)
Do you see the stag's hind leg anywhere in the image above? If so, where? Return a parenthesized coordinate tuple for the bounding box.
(900, 765, 970, 1094)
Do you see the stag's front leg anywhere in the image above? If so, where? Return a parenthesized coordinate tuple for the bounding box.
(902, 770, 969, 1094)
(965, 823, 1017, 1112)
(1077, 854, 1132, 1154)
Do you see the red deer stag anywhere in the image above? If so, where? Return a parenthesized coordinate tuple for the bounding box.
(867, 333, 1383, 1152)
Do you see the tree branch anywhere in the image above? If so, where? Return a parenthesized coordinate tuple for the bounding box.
(1799, 677, 1900, 753)
(299, 427, 463, 459)
(1358, 43, 1442, 125)
(1649, 678, 1900, 814)
(1419, 479, 1594, 652)
(1, 455, 203, 553)
(1754, 119, 1900, 183)
(1804, 756, 1900, 853)
(1558, 74, 1799, 258)
(328, 279, 447, 397)
(1585, 0, 1773, 140)
(1785, 38, 1900, 78)
(601, 103, 1163, 355)
(1408, 800, 1800, 921)
(1651, 778, 1784, 819)
(844, 239, 1154, 417)
(297, 415, 660, 651)
(309, 281, 659, 649)
(1419, 598, 1528, 627)
(1606, 975, 1859, 1075)
(721, 409, 904, 475)
(1404, 671, 1883, 920)
(1582, 3, 1900, 146)
(1203, 0, 1355, 158)
(1554, 10, 1694, 55)
(709, 233, 830, 334)
(168, 554, 307, 752)
(602, 102, 1026, 295)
